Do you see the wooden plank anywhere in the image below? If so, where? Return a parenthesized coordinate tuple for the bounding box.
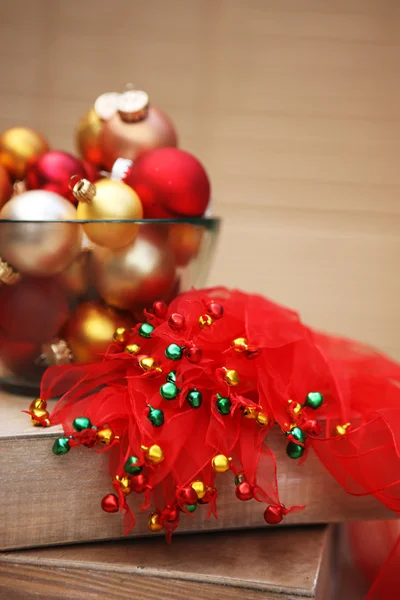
(0, 526, 334, 600)
(0, 392, 390, 551)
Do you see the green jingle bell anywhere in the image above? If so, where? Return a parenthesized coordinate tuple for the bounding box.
(147, 405, 164, 427)
(288, 426, 305, 444)
(160, 381, 180, 400)
(216, 393, 231, 415)
(305, 392, 324, 410)
(286, 441, 305, 459)
(52, 437, 71, 456)
(165, 343, 184, 361)
(138, 323, 154, 338)
(72, 416, 92, 432)
(186, 388, 202, 408)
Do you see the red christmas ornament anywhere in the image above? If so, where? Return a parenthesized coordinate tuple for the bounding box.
(101, 493, 119, 513)
(207, 301, 224, 320)
(25, 151, 94, 204)
(177, 485, 198, 506)
(153, 300, 168, 319)
(235, 481, 253, 501)
(0, 164, 12, 209)
(130, 473, 148, 493)
(264, 505, 283, 525)
(168, 313, 185, 331)
(185, 346, 202, 364)
(124, 148, 211, 218)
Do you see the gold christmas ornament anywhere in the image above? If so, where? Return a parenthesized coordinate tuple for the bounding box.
(148, 512, 164, 533)
(211, 454, 232, 473)
(113, 327, 129, 345)
(91, 226, 176, 311)
(199, 314, 213, 328)
(96, 427, 115, 445)
(0, 257, 21, 286)
(99, 89, 178, 171)
(141, 444, 164, 464)
(125, 343, 140, 355)
(191, 480, 206, 500)
(73, 178, 143, 250)
(64, 302, 133, 363)
(0, 126, 49, 180)
(0, 190, 82, 276)
(223, 368, 240, 387)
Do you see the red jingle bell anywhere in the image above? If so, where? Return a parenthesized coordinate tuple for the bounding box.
(168, 313, 185, 331)
(101, 493, 119, 513)
(235, 481, 254, 501)
(302, 419, 321, 436)
(130, 473, 148, 494)
(207, 301, 224, 320)
(164, 505, 180, 523)
(153, 300, 168, 319)
(125, 148, 211, 218)
(25, 151, 94, 204)
(185, 346, 202, 364)
(177, 485, 198, 506)
(264, 505, 283, 525)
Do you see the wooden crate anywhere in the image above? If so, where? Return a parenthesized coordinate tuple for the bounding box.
(0, 391, 391, 551)
(0, 526, 334, 600)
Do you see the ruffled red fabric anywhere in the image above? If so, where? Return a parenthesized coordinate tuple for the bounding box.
(38, 287, 400, 597)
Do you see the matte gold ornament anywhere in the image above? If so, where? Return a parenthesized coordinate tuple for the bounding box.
(191, 480, 206, 500)
(211, 454, 232, 473)
(0, 190, 82, 276)
(141, 444, 164, 464)
(223, 368, 240, 387)
(73, 178, 143, 250)
(91, 227, 176, 311)
(64, 302, 133, 363)
(99, 89, 178, 171)
(0, 126, 49, 180)
(148, 511, 164, 532)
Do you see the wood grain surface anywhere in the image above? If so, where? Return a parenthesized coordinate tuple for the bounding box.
(0, 0, 399, 359)
(0, 526, 334, 599)
(0, 391, 391, 551)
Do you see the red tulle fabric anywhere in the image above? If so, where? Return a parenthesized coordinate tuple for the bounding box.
(38, 287, 400, 597)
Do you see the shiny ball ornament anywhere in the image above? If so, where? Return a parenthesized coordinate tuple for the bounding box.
(191, 480, 206, 500)
(148, 511, 164, 533)
(101, 493, 119, 513)
(147, 405, 164, 427)
(124, 455, 143, 475)
(153, 300, 168, 318)
(186, 388, 202, 409)
(73, 416, 92, 432)
(167, 223, 204, 267)
(286, 441, 305, 459)
(211, 454, 232, 473)
(91, 227, 176, 311)
(0, 190, 82, 276)
(96, 427, 115, 446)
(74, 178, 143, 250)
(305, 391, 324, 410)
(0, 126, 49, 180)
(235, 481, 254, 501)
(64, 302, 133, 363)
(52, 437, 70, 456)
(100, 89, 178, 172)
(25, 151, 91, 203)
(264, 505, 283, 525)
(0, 277, 69, 343)
(0, 164, 12, 209)
(57, 252, 90, 299)
(125, 148, 210, 218)
(142, 444, 164, 464)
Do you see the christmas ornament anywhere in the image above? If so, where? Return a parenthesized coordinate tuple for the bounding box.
(0, 164, 12, 208)
(99, 88, 177, 171)
(63, 301, 133, 363)
(101, 493, 119, 513)
(0, 190, 82, 276)
(0, 126, 49, 180)
(125, 148, 210, 218)
(191, 481, 207, 500)
(25, 151, 92, 203)
(211, 454, 232, 473)
(235, 482, 253, 501)
(57, 252, 90, 298)
(147, 405, 164, 427)
(142, 444, 164, 464)
(178, 486, 198, 506)
(130, 473, 148, 493)
(91, 227, 176, 311)
(0, 277, 69, 343)
(124, 456, 142, 475)
(167, 223, 204, 267)
(216, 393, 231, 415)
(96, 427, 114, 446)
(73, 177, 143, 250)
(52, 437, 70, 456)
(186, 388, 202, 408)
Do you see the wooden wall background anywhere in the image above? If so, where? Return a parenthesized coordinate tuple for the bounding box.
(0, 0, 399, 357)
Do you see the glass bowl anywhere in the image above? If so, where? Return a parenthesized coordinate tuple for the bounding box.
(0, 218, 220, 393)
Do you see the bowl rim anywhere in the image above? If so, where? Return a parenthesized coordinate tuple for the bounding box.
(0, 217, 221, 225)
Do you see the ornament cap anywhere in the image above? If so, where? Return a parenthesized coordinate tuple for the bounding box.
(94, 91, 120, 121)
(117, 89, 150, 123)
(0, 257, 21, 286)
(40, 338, 73, 366)
(70, 177, 96, 203)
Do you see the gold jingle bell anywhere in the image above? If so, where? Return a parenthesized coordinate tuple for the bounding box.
(243, 406, 258, 420)
(191, 480, 207, 500)
(232, 337, 249, 352)
(125, 343, 140, 356)
(139, 356, 162, 373)
(115, 475, 131, 495)
(336, 422, 351, 436)
(199, 314, 213, 328)
(223, 368, 240, 387)
(96, 427, 115, 446)
(113, 327, 129, 345)
(29, 398, 47, 411)
(256, 412, 269, 426)
(31, 407, 50, 427)
(211, 454, 232, 473)
(142, 444, 164, 464)
(148, 512, 164, 532)
(288, 399, 302, 415)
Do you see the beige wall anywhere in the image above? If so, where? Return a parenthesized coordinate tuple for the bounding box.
(0, 0, 399, 356)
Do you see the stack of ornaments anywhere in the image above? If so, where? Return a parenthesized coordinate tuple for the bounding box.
(0, 87, 214, 385)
